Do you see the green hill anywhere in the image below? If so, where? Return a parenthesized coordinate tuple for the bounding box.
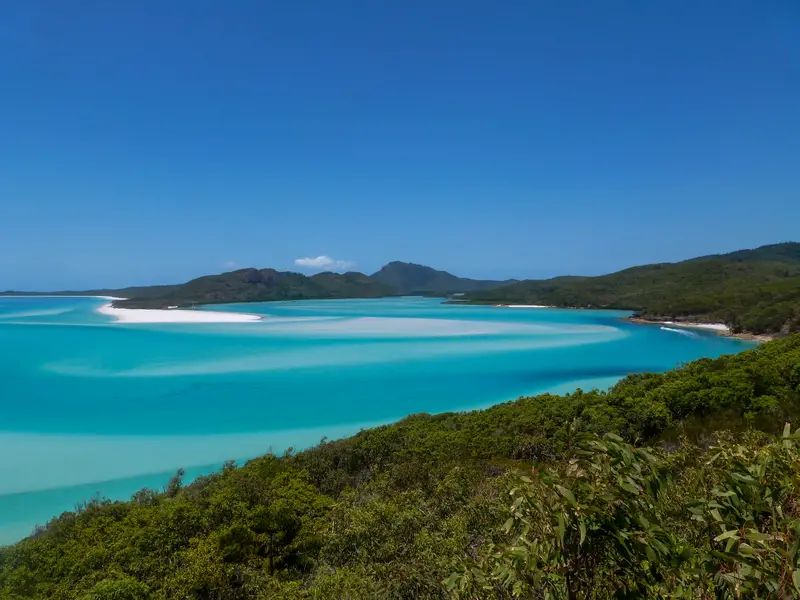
(371, 261, 515, 295)
(103, 262, 515, 308)
(6, 245, 800, 332)
(113, 268, 396, 309)
(2, 262, 514, 309)
(2, 334, 799, 599)
(464, 242, 800, 335)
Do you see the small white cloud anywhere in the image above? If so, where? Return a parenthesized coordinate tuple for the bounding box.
(222, 260, 238, 269)
(294, 255, 355, 271)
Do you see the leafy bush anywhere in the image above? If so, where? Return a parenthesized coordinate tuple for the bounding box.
(448, 424, 800, 599)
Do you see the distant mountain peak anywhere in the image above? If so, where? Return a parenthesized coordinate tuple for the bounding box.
(372, 262, 515, 296)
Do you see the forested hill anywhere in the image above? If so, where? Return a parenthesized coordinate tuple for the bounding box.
(371, 261, 515, 295)
(2, 334, 799, 598)
(112, 269, 397, 309)
(5, 245, 800, 328)
(464, 242, 800, 335)
(7, 262, 514, 309)
(115, 262, 514, 308)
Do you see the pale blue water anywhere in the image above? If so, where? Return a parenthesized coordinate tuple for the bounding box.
(0, 296, 753, 544)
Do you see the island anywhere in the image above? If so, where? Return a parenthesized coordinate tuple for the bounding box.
(2, 263, 514, 310)
(4, 245, 798, 337)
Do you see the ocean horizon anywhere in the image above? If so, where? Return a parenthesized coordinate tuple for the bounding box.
(0, 295, 753, 544)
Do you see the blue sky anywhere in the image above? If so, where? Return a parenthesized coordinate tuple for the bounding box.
(1, 1, 798, 289)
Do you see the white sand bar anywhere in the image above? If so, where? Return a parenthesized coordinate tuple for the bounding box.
(98, 303, 262, 323)
(502, 304, 551, 308)
(663, 321, 730, 332)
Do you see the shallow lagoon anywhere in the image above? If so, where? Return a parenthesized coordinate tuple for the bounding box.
(0, 296, 752, 543)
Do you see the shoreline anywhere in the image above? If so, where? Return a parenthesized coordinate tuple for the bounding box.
(7, 294, 778, 339)
(97, 303, 262, 324)
(0, 294, 126, 300)
(626, 317, 775, 342)
(494, 304, 551, 308)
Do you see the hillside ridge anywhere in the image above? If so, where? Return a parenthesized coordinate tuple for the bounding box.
(370, 261, 515, 295)
(463, 242, 800, 335)
(4, 243, 799, 333)
(1, 262, 515, 308)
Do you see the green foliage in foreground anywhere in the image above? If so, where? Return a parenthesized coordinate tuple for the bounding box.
(464, 242, 800, 335)
(448, 426, 800, 599)
(1, 335, 800, 599)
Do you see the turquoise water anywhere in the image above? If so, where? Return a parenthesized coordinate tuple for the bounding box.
(0, 296, 753, 544)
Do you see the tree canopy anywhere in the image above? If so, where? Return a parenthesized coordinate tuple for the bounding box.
(371, 262, 514, 296)
(464, 242, 800, 335)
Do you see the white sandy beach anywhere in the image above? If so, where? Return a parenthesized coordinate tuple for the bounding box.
(97, 303, 262, 324)
(662, 320, 730, 332)
(501, 304, 551, 308)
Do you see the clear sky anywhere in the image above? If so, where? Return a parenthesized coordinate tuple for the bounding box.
(1, 1, 799, 289)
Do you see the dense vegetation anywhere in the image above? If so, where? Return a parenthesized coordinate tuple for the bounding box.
(2, 334, 800, 599)
(112, 269, 397, 309)
(2, 262, 513, 309)
(465, 243, 800, 335)
(371, 262, 514, 296)
(114, 263, 513, 309)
